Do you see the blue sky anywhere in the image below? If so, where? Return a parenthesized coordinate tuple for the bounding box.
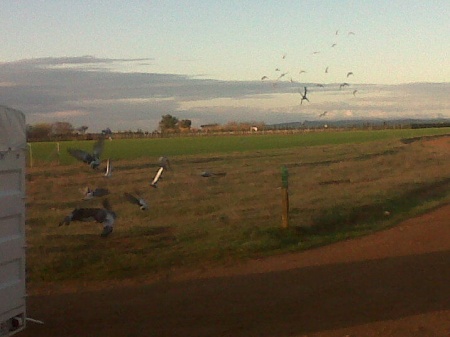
(1, 1, 449, 131)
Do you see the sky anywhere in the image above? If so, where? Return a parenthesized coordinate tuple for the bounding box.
(1, 0, 449, 132)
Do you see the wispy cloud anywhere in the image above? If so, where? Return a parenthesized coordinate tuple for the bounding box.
(34, 109, 89, 119)
(1, 56, 449, 131)
(8, 55, 154, 68)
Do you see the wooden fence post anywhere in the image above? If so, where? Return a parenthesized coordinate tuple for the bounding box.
(27, 143, 33, 168)
(56, 142, 60, 165)
(281, 166, 289, 228)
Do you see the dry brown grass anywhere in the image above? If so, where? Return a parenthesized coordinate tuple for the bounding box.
(25, 136, 450, 286)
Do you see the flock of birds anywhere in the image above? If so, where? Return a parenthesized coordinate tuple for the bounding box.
(58, 137, 226, 237)
(57, 30, 359, 236)
(59, 137, 168, 236)
(260, 30, 358, 118)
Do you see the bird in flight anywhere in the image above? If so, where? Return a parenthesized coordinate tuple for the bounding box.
(335, 30, 339, 35)
(312, 51, 320, 55)
(348, 31, 355, 35)
(124, 192, 148, 210)
(347, 72, 354, 78)
(158, 156, 171, 170)
(340, 83, 350, 89)
(299, 87, 310, 104)
(201, 171, 227, 178)
(331, 43, 337, 48)
(67, 137, 104, 169)
(277, 72, 288, 81)
(81, 187, 110, 200)
(261, 76, 269, 81)
(319, 111, 328, 118)
(353, 89, 358, 96)
(325, 66, 329, 73)
(59, 199, 116, 237)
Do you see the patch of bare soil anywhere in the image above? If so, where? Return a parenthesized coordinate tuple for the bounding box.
(20, 137, 450, 337)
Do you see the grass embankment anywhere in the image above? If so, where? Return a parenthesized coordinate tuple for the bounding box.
(25, 128, 450, 284)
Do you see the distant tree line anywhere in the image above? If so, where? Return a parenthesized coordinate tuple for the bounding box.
(26, 122, 90, 141)
(26, 115, 269, 141)
(411, 122, 450, 129)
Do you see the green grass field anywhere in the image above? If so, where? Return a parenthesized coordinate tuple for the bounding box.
(28, 128, 450, 165)
(25, 128, 450, 286)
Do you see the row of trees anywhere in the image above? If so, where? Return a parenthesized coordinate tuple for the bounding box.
(26, 122, 113, 140)
(159, 114, 192, 132)
(26, 115, 266, 141)
(27, 115, 191, 140)
(26, 122, 89, 140)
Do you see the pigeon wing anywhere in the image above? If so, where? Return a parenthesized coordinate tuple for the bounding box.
(102, 198, 112, 211)
(93, 137, 105, 158)
(124, 192, 141, 206)
(104, 158, 112, 177)
(93, 188, 110, 197)
(68, 148, 93, 163)
(151, 167, 164, 186)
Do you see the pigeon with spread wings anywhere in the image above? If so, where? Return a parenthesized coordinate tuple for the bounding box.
(59, 199, 116, 237)
(68, 137, 105, 169)
(299, 87, 310, 104)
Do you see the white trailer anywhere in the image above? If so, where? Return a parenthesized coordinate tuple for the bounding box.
(0, 106, 27, 336)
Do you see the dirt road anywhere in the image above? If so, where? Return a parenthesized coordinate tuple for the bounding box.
(20, 201, 450, 337)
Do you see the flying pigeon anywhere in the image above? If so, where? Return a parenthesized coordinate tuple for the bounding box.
(299, 70, 306, 75)
(348, 31, 355, 35)
(59, 199, 116, 237)
(123, 192, 148, 210)
(353, 89, 358, 96)
(339, 82, 350, 89)
(81, 187, 110, 200)
(276, 72, 288, 80)
(158, 156, 171, 170)
(347, 72, 354, 78)
(299, 87, 310, 104)
(201, 171, 227, 178)
(261, 76, 269, 81)
(331, 43, 337, 48)
(325, 66, 329, 73)
(319, 111, 328, 118)
(68, 137, 104, 169)
(335, 30, 339, 35)
(151, 167, 164, 188)
(104, 158, 112, 177)
(312, 51, 320, 55)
